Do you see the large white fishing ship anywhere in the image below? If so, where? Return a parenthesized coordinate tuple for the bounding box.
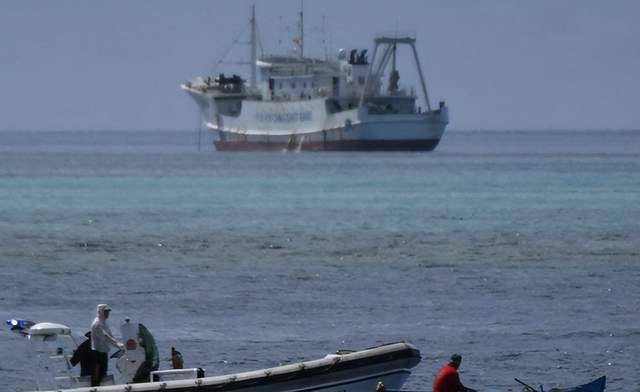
(182, 6, 448, 151)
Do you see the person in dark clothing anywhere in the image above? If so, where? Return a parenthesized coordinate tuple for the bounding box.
(432, 354, 477, 392)
(70, 332, 95, 377)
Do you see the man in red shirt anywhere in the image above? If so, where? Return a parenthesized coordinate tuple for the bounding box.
(432, 354, 477, 392)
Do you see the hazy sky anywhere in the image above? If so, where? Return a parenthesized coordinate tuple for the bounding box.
(1, 0, 639, 131)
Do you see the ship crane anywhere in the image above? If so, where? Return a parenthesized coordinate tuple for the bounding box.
(359, 35, 432, 112)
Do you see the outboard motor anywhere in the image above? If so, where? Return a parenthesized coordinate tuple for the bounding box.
(116, 319, 159, 383)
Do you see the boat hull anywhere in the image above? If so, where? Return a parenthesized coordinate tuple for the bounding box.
(34, 342, 421, 392)
(189, 365, 413, 392)
(203, 97, 447, 152)
(213, 114, 446, 151)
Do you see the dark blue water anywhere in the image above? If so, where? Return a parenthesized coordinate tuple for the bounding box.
(1, 130, 639, 391)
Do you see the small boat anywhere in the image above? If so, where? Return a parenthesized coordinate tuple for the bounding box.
(6, 318, 421, 392)
(517, 376, 606, 392)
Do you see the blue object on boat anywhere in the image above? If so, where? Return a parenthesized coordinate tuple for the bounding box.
(6, 319, 27, 329)
(558, 376, 606, 392)
(5, 319, 36, 334)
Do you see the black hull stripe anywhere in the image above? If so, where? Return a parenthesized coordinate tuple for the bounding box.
(214, 139, 441, 151)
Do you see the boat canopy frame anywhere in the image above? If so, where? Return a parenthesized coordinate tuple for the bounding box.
(359, 36, 432, 112)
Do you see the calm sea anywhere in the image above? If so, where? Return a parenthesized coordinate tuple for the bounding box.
(0, 130, 638, 391)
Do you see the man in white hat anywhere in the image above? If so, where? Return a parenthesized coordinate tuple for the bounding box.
(90, 304, 124, 386)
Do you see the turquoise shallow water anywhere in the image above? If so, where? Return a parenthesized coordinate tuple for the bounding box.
(0, 130, 639, 391)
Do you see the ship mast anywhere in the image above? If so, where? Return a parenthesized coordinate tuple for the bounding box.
(250, 4, 257, 89)
(392, 43, 396, 72)
(299, 0, 304, 58)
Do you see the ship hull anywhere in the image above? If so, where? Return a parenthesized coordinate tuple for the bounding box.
(200, 104, 448, 151)
(195, 97, 448, 151)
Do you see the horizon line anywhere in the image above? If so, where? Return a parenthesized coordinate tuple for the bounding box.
(1, 128, 639, 133)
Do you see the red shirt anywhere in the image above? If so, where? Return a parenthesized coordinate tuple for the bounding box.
(433, 363, 466, 392)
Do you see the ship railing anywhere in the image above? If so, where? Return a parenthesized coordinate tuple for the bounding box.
(267, 90, 328, 102)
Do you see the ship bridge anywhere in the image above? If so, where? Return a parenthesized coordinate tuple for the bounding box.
(256, 56, 340, 101)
